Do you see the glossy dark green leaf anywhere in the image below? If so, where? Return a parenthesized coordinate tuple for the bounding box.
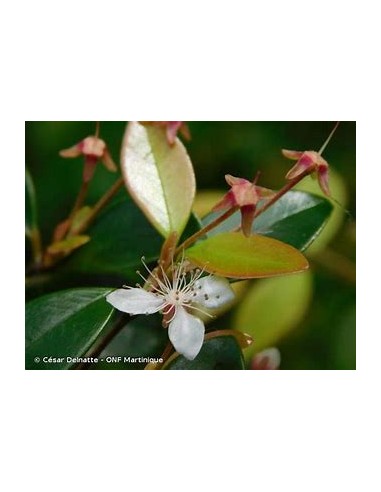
(165, 335, 245, 370)
(121, 122, 196, 238)
(64, 197, 201, 281)
(186, 232, 309, 279)
(94, 313, 167, 370)
(295, 168, 347, 254)
(25, 288, 114, 370)
(202, 191, 333, 251)
(63, 197, 163, 279)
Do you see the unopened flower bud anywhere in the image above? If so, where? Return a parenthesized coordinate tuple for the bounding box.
(213, 174, 274, 237)
(282, 149, 330, 196)
(141, 121, 191, 146)
(251, 348, 281, 370)
(60, 135, 117, 183)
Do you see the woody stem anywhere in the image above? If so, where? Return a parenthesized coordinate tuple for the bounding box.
(68, 180, 90, 221)
(175, 170, 311, 253)
(71, 177, 124, 235)
(37, 176, 124, 272)
(144, 342, 174, 370)
(174, 206, 239, 255)
(253, 169, 311, 219)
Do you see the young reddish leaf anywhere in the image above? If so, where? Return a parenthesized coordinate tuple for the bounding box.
(121, 121, 196, 238)
(185, 232, 309, 278)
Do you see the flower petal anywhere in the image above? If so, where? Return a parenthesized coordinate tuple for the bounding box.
(168, 306, 205, 360)
(83, 157, 97, 183)
(212, 191, 236, 212)
(192, 276, 235, 309)
(240, 204, 256, 237)
(59, 143, 82, 158)
(256, 186, 276, 199)
(106, 288, 164, 315)
(285, 153, 315, 180)
(317, 166, 330, 196)
(81, 136, 106, 157)
(101, 149, 118, 172)
(165, 121, 183, 145)
(225, 174, 249, 186)
(281, 149, 303, 160)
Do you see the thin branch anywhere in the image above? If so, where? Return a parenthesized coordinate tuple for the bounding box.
(253, 169, 311, 219)
(68, 180, 90, 221)
(175, 206, 239, 255)
(71, 177, 124, 235)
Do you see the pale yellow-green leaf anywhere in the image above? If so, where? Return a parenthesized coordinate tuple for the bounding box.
(69, 206, 92, 234)
(47, 235, 90, 255)
(186, 232, 309, 279)
(121, 122, 196, 238)
(233, 271, 313, 361)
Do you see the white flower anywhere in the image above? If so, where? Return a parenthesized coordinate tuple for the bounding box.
(106, 258, 235, 360)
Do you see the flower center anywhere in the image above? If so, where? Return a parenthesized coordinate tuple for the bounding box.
(165, 289, 190, 307)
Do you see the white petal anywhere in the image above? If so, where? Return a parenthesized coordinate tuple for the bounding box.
(192, 276, 235, 309)
(168, 306, 205, 360)
(106, 288, 164, 315)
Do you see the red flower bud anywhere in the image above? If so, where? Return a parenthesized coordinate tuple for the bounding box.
(141, 121, 191, 146)
(282, 149, 330, 196)
(213, 174, 274, 237)
(251, 348, 281, 370)
(60, 136, 117, 183)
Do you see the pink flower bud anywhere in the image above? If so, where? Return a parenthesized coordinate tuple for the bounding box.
(282, 149, 330, 196)
(213, 174, 275, 237)
(164, 121, 190, 145)
(251, 348, 281, 370)
(60, 135, 117, 183)
(141, 121, 191, 146)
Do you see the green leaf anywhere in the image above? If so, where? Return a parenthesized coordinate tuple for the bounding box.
(185, 232, 309, 278)
(202, 191, 333, 252)
(25, 167, 38, 236)
(233, 272, 313, 360)
(64, 197, 201, 282)
(47, 235, 90, 255)
(26, 167, 43, 264)
(69, 206, 93, 234)
(295, 168, 347, 255)
(121, 122, 196, 238)
(64, 197, 163, 280)
(333, 306, 356, 370)
(95, 314, 167, 370)
(165, 335, 245, 370)
(254, 191, 333, 251)
(25, 288, 114, 370)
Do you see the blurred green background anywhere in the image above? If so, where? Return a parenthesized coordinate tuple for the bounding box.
(25, 121, 356, 369)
